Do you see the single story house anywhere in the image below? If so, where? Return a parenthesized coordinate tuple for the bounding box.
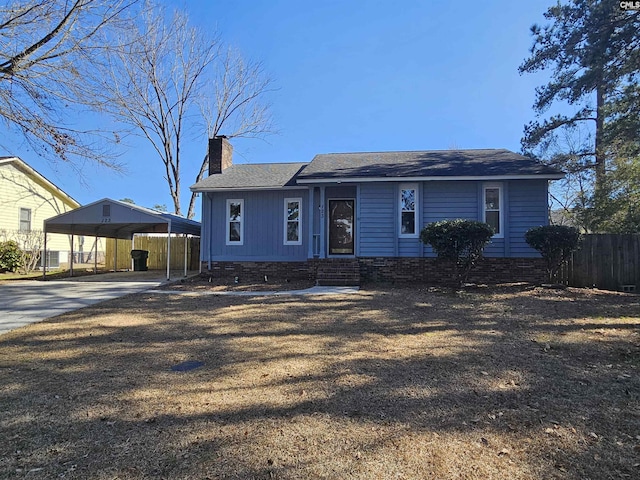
(191, 137, 563, 285)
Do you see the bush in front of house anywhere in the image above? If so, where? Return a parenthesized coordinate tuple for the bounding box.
(420, 219, 495, 287)
(0, 240, 23, 273)
(525, 225, 581, 283)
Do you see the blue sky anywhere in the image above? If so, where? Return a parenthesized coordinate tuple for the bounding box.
(5, 0, 556, 219)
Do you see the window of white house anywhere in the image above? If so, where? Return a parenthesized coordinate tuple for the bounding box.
(37, 250, 60, 269)
(226, 199, 244, 245)
(399, 184, 418, 236)
(284, 198, 302, 245)
(19, 208, 31, 232)
(483, 184, 503, 237)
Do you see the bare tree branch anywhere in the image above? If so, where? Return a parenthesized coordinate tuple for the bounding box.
(0, 0, 141, 172)
(87, 3, 276, 218)
(89, 5, 220, 216)
(187, 50, 276, 218)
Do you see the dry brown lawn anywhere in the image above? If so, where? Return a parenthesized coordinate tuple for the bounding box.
(0, 284, 639, 479)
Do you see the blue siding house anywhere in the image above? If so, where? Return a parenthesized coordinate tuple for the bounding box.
(191, 137, 563, 284)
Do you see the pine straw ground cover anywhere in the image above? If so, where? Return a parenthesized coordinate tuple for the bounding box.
(0, 285, 639, 480)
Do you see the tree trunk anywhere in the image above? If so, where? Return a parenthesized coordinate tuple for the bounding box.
(187, 152, 209, 219)
(594, 83, 606, 196)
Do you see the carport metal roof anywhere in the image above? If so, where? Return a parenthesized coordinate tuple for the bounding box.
(43, 198, 201, 280)
(44, 198, 201, 238)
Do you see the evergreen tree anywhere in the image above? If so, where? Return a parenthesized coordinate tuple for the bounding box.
(520, 0, 640, 231)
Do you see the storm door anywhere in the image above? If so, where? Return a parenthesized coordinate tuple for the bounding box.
(328, 199, 354, 255)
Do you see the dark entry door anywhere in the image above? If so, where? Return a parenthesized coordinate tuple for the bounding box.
(328, 199, 354, 255)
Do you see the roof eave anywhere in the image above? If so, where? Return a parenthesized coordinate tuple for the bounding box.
(1, 156, 81, 207)
(296, 174, 565, 184)
(191, 185, 311, 193)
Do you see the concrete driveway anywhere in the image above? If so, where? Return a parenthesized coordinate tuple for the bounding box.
(0, 271, 192, 336)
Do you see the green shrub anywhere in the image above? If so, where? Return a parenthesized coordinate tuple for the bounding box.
(525, 225, 581, 282)
(0, 240, 23, 272)
(420, 219, 494, 286)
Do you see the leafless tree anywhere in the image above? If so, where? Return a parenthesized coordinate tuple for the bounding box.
(0, 228, 45, 273)
(188, 50, 276, 218)
(91, 6, 219, 216)
(539, 122, 594, 231)
(15, 228, 44, 273)
(0, 0, 140, 171)
(92, 4, 275, 218)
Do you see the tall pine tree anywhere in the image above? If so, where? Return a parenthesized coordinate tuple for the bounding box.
(520, 0, 640, 232)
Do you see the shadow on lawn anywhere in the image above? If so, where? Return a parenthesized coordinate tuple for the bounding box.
(0, 286, 639, 479)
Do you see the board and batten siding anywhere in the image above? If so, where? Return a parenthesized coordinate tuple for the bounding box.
(359, 183, 396, 257)
(201, 179, 550, 262)
(204, 189, 309, 261)
(358, 180, 547, 259)
(0, 161, 79, 255)
(421, 181, 479, 257)
(508, 179, 549, 257)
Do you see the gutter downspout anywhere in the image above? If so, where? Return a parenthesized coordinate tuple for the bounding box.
(207, 193, 212, 271)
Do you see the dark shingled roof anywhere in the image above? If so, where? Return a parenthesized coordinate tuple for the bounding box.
(296, 149, 562, 181)
(190, 149, 563, 191)
(191, 163, 308, 191)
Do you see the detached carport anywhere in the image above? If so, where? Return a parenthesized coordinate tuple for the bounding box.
(43, 198, 201, 280)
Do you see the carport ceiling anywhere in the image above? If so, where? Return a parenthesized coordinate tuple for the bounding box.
(44, 198, 201, 239)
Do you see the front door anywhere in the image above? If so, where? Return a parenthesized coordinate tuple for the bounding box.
(328, 199, 354, 255)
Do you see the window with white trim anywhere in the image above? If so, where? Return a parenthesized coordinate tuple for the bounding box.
(284, 198, 302, 245)
(37, 250, 60, 269)
(399, 184, 418, 236)
(226, 199, 244, 245)
(483, 184, 503, 237)
(19, 208, 31, 232)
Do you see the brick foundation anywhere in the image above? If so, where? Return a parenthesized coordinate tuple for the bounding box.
(357, 257, 546, 285)
(203, 257, 547, 286)
(205, 261, 313, 282)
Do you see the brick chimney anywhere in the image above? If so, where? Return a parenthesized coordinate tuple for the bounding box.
(208, 136, 233, 175)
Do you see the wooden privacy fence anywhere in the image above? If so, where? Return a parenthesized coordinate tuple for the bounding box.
(106, 235, 200, 271)
(562, 234, 640, 292)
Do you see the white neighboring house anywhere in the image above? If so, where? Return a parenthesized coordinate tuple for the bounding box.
(0, 156, 95, 269)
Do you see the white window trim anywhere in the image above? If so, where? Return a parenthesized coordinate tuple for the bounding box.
(399, 183, 419, 238)
(284, 197, 303, 246)
(19, 207, 31, 232)
(226, 199, 244, 246)
(483, 183, 504, 238)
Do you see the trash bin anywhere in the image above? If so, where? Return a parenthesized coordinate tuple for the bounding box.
(130, 249, 149, 271)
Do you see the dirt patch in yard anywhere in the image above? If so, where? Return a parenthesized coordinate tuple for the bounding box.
(0, 285, 639, 479)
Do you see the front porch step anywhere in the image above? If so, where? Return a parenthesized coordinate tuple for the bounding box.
(315, 258, 360, 286)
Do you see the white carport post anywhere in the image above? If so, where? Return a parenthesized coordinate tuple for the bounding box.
(183, 234, 188, 277)
(70, 234, 74, 278)
(42, 228, 47, 280)
(166, 220, 172, 281)
(131, 234, 135, 271)
(94, 231, 98, 274)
